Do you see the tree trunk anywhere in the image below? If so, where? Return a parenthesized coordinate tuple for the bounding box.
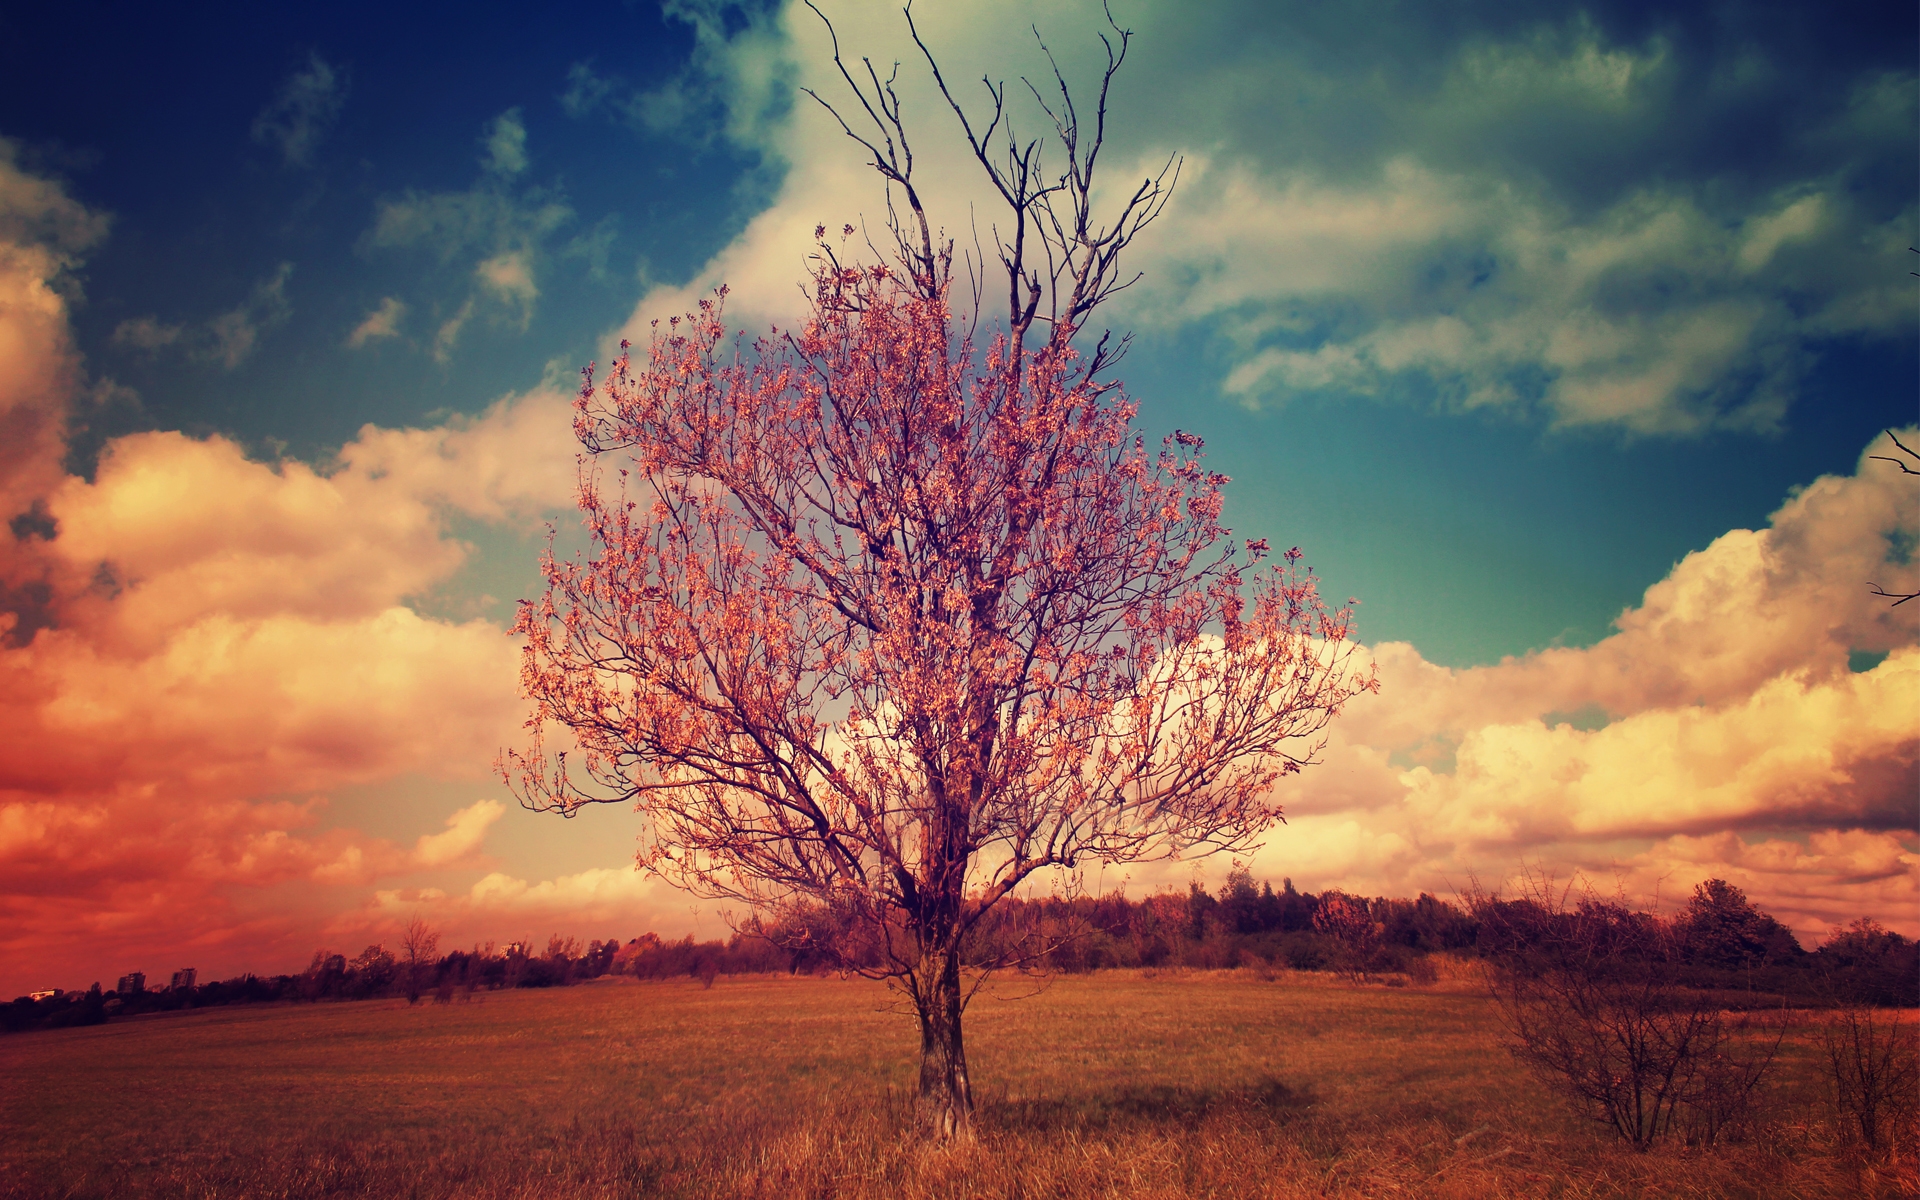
(914, 947, 974, 1139)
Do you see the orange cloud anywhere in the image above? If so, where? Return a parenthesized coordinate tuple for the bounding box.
(0, 156, 571, 995)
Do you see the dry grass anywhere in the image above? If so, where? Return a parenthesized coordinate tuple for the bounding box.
(2, 967, 1912, 1199)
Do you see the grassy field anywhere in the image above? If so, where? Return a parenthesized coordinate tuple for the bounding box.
(2, 966, 1912, 1199)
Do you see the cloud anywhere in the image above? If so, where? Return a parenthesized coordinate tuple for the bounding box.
(0, 399, 561, 992)
(0, 139, 105, 500)
(0, 138, 109, 649)
(346, 296, 406, 347)
(475, 251, 536, 323)
(1146, 162, 1907, 433)
(560, 62, 614, 119)
(1237, 431, 1920, 940)
(251, 52, 348, 168)
(110, 315, 183, 351)
(204, 263, 294, 368)
(0, 147, 579, 990)
(483, 108, 528, 177)
(327, 861, 715, 950)
(561, 1, 791, 145)
(111, 263, 295, 371)
(614, 0, 1913, 437)
(366, 111, 571, 359)
(413, 800, 506, 868)
(433, 299, 474, 363)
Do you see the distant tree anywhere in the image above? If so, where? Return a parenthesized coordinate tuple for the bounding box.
(1678, 879, 1799, 972)
(1814, 918, 1920, 1009)
(400, 917, 439, 1006)
(301, 951, 348, 1002)
(1817, 921, 1919, 1153)
(349, 944, 396, 997)
(503, 6, 1371, 1139)
(77, 983, 106, 1027)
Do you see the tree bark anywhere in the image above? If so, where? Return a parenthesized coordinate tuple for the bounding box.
(914, 946, 974, 1139)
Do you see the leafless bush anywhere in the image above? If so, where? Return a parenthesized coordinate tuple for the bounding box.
(1467, 874, 1784, 1151)
(1312, 893, 1380, 982)
(1823, 1002, 1919, 1152)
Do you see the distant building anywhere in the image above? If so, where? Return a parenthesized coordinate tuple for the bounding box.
(117, 971, 146, 994)
(169, 968, 197, 991)
(27, 989, 60, 1001)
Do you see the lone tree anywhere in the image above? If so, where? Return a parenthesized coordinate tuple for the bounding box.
(503, 7, 1372, 1138)
(400, 916, 439, 1006)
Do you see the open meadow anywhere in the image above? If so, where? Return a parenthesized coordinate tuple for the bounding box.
(2, 967, 1913, 1200)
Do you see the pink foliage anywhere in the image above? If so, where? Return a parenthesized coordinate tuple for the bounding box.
(504, 257, 1372, 922)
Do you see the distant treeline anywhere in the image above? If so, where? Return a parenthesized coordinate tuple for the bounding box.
(7, 872, 1912, 1035)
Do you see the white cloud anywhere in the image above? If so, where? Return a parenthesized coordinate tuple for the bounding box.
(475, 252, 536, 324)
(1238, 431, 1920, 939)
(616, 1, 1912, 437)
(1139, 162, 1909, 433)
(346, 296, 406, 347)
(414, 800, 506, 868)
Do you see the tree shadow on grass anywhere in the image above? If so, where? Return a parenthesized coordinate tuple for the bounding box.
(978, 1076, 1314, 1135)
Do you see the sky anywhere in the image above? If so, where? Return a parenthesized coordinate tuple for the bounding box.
(0, 0, 1914, 996)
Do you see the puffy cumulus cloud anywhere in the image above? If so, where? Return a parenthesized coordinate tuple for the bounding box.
(29, 386, 575, 652)
(332, 387, 579, 522)
(414, 800, 507, 869)
(622, 1, 1911, 436)
(0, 151, 589, 994)
(0, 138, 106, 552)
(1238, 433, 1919, 941)
(1401, 651, 1917, 845)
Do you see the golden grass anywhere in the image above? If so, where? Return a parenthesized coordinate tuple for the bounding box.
(2, 967, 1912, 1199)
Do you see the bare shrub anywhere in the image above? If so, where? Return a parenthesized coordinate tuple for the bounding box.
(1312, 893, 1380, 982)
(1468, 874, 1783, 1151)
(1823, 1003, 1919, 1153)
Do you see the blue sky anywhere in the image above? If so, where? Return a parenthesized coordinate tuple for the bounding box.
(0, 0, 1913, 992)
